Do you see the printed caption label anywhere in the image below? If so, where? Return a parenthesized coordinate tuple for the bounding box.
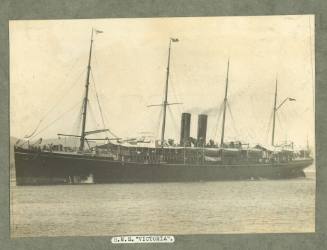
(111, 235, 175, 244)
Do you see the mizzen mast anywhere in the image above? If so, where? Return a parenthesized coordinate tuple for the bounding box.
(271, 79, 278, 146)
(271, 78, 296, 146)
(220, 59, 230, 147)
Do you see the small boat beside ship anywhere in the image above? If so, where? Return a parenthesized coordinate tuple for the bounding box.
(13, 29, 313, 185)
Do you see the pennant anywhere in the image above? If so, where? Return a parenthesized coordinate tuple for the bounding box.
(95, 29, 103, 34)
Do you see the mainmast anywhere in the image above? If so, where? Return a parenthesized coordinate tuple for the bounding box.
(220, 60, 230, 147)
(271, 79, 278, 146)
(79, 29, 94, 151)
(160, 38, 179, 147)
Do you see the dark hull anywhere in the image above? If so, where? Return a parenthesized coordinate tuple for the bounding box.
(14, 149, 314, 185)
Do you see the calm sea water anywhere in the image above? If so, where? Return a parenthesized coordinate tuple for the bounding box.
(10, 168, 315, 237)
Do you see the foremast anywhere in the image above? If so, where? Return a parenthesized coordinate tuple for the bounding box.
(79, 29, 94, 151)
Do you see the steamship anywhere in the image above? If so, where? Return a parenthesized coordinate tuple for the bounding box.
(14, 29, 313, 185)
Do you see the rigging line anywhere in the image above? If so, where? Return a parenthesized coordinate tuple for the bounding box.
(76, 105, 83, 138)
(213, 101, 224, 140)
(73, 101, 84, 134)
(70, 102, 84, 148)
(213, 108, 222, 141)
(63, 54, 86, 79)
(102, 111, 120, 138)
(89, 71, 120, 139)
(75, 102, 84, 147)
(41, 55, 84, 106)
(160, 68, 167, 104)
(170, 82, 181, 113)
(70, 104, 82, 134)
(278, 109, 290, 140)
(167, 106, 179, 140)
(276, 113, 284, 143)
(236, 102, 254, 143)
(92, 52, 111, 115)
(92, 50, 103, 79)
(169, 71, 183, 115)
(23, 119, 43, 138)
(91, 78, 119, 138)
(100, 110, 120, 138)
(31, 100, 83, 138)
(276, 113, 285, 143)
(24, 67, 87, 138)
(90, 69, 106, 129)
(154, 106, 163, 139)
(39, 67, 87, 121)
(87, 102, 100, 130)
(226, 101, 240, 138)
(265, 110, 274, 144)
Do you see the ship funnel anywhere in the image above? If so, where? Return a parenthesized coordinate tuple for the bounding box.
(197, 114, 208, 146)
(180, 113, 191, 146)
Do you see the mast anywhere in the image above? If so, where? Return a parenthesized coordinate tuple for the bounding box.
(271, 79, 278, 146)
(160, 38, 179, 147)
(160, 40, 171, 147)
(79, 29, 94, 151)
(220, 60, 230, 147)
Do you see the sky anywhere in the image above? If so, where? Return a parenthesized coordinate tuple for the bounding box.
(10, 15, 315, 148)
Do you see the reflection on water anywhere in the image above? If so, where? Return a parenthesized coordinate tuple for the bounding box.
(10, 169, 315, 237)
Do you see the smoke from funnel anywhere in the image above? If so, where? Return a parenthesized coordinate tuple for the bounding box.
(185, 105, 220, 115)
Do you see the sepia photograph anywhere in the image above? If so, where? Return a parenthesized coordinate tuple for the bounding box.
(10, 15, 315, 237)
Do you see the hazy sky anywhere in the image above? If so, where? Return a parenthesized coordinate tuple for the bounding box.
(10, 15, 314, 147)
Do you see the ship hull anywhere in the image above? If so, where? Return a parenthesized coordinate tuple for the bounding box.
(14, 149, 313, 185)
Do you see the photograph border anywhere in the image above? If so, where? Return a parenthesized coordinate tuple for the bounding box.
(1, 0, 326, 249)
